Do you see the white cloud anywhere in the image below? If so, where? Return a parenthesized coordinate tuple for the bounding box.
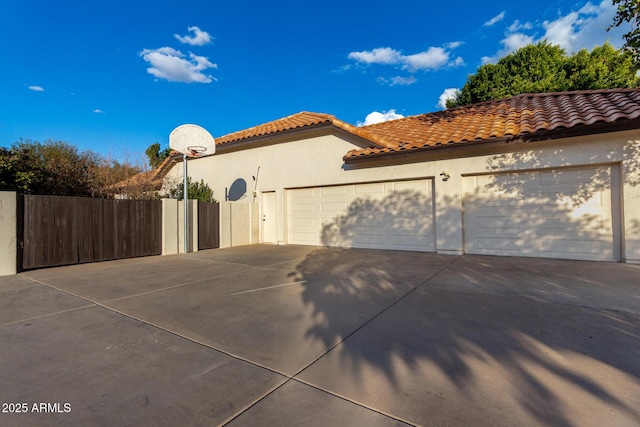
(402, 47, 450, 72)
(508, 20, 533, 32)
(484, 11, 505, 27)
(348, 47, 403, 65)
(480, 55, 495, 65)
(358, 109, 404, 127)
(390, 76, 417, 86)
(482, 25, 538, 64)
(437, 88, 459, 109)
(348, 43, 463, 72)
(445, 41, 463, 49)
(93, 109, 105, 114)
(452, 56, 465, 67)
(332, 64, 352, 73)
(28, 85, 44, 92)
(140, 47, 217, 83)
(377, 76, 418, 86)
(484, 1, 626, 64)
(542, 0, 621, 52)
(174, 26, 213, 46)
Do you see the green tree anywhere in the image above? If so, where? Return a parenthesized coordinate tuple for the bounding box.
(168, 177, 216, 202)
(447, 41, 639, 108)
(145, 142, 171, 169)
(1, 139, 99, 196)
(0, 139, 145, 197)
(609, 0, 640, 66)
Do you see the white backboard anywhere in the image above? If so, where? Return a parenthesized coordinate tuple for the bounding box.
(169, 124, 215, 157)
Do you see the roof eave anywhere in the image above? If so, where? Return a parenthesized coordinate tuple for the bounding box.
(343, 119, 640, 164)
(215, 119, 389, 153)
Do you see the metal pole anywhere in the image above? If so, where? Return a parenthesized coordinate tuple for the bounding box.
(183, 153, 188, 253)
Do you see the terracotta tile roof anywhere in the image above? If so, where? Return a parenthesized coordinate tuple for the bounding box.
(215, 111, 388, 148)
(109, 154, 178, 193)
(344, 88, 640, 161)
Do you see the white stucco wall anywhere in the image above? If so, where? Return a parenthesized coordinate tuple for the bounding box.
(176, 199, 198, 254)
(215, 202, 259, 249)
(163, 128, 640, 262)
(162, 198, 179, 255)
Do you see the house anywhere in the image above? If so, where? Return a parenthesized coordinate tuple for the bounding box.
(163, 88, 640, 263)
(108, 153, 180, 199)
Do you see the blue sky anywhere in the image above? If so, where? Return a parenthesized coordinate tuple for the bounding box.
(0, 0, 630, 161)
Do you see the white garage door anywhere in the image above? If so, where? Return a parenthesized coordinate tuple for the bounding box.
(288, 179, 435, 252)
(463, 165, 620, 261)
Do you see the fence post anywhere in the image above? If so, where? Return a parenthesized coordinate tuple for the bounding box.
(176, 199, 199, 253)
(162, 198, 179, 255)
(0, 191, 17, 276)
(220, 202, 231, 248)
(190, 199, 198, 253)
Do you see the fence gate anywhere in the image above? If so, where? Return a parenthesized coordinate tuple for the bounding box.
(198, 201, 220, 250)
(19, 195, 162, 270)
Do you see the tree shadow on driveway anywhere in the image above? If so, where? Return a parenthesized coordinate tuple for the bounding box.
(286, 185, 640, 426)
(289, 247, 640, 426)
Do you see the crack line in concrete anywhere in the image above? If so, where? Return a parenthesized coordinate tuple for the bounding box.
(20, 275, 291, 378)
(0, 303, 95, 328)
(228, 281, 306, 295)
(19, 255, 460, 426)
(101, 266, 267, 303)
(221, 256, 462, 426)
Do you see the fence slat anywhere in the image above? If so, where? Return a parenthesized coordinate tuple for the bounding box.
(198, 201, 220, 250)
(21, 195, 162, 270)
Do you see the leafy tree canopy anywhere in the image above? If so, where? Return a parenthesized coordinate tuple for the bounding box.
(168, 177, 216, 203)
(609, 0, 640, 66)
(447, 41, 640, 108)
(0, 139, 145, 197)
(145, 142, 172, 169)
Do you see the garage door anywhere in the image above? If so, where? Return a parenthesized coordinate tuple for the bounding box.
(288, 179, 435, 252)
(463, 165, 620, 261)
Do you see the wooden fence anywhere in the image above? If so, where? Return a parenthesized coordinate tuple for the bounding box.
(198, 201, 220, 250)
(19, 195, 162, 270)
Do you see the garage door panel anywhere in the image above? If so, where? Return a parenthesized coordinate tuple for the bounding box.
(394, 204, 433, 215)
(320, 186, 348, 197)
(291, 202, 315, 213)
(393, 180, 431, 191)
(393, 217, 433, 231)
(291, 231, 316, 244)
(355, 183, 386, 195)
(541, 238, 606, 255)
(470, 197, 531, 208)
(477, 237, 525, 252)
(320, 201, 348, 212)
(288, 180, 435, 252)
(354, 234, 386, 244)
(463, 166, 618, 261)
(539, 215, 607, 231)
(290, 188, 316, 199)
(291, 217, 316, 229)
(473, 214, 529, 229)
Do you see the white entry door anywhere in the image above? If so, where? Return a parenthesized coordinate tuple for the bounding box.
(262, 192, 277, 243)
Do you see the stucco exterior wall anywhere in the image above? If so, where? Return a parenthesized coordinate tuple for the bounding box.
(217, 201, 259, 248)
(177, 200, 198, 254)
(162, 198, 179, 255)
(163, 128, 640, 262)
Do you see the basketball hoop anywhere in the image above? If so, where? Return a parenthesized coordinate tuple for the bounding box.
(187, 145, 207, 157)
(168, 124, 216, 254)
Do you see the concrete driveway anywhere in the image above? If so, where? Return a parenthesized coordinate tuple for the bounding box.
(1, 245, 639, 426)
